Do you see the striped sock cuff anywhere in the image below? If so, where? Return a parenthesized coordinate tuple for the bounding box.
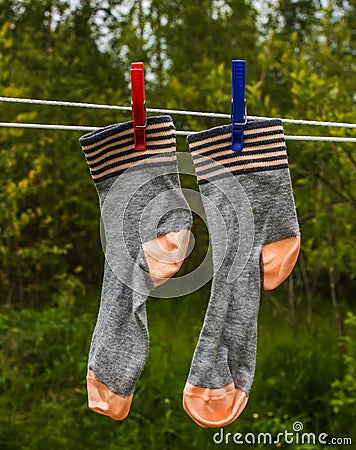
(79, 116, 176, 184)
(187, 119, 289, 184)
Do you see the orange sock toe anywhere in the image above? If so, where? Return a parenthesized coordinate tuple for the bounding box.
(183, 383, 248, 428)
(86, 370, 133, 421)
(262, 235, 300, 290)
(143, 229, 191, 287)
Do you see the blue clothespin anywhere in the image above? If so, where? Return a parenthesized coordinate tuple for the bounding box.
(231, 60, 247, 151)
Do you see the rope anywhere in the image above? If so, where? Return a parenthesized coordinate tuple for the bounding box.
(0, 122, 97, 132)
(0, 96, 228, 119)
(1, 96, 355, 129)
(1, 121, 356, 143)
(177, 130, 356, 143)
(248, 115, 356, 129)
(284, 135, 356, 143)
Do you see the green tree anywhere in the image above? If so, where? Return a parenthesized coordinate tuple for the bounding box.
(0, 0, 127, 307)
(257, 2, 356, 332)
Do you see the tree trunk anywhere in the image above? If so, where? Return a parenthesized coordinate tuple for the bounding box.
(329, 264, 344, 337)
(299, 251, 313, 329)
(288, 274, 297, 333)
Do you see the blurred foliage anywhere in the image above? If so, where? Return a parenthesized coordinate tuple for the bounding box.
(331, 311, 356, 432)
(0, 293, 355, 449)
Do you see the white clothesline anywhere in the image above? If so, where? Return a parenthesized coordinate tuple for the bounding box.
(0, 121, 355, 143)
(1, 96, 355, 129)
(0, 96, 355, 143)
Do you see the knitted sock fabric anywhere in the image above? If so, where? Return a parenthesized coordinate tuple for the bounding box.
(184, 119, 300, 428)
(79, 116, 192, 420)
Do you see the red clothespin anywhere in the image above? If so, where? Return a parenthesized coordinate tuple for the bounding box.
(130, 62, 147, 151)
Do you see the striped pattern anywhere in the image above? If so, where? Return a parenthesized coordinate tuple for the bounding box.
(188, 119, 289, 184)
(80, 116, 176, 183)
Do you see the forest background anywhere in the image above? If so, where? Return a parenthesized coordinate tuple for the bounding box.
(0, 0, 355, 449)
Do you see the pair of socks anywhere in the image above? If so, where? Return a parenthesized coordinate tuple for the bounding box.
(79, 116, 300, 427)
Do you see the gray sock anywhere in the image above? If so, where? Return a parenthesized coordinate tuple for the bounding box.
(184, 119, 300, 427)
(79, 116, 192, 420)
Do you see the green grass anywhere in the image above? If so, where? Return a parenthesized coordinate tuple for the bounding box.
(0, 287, 354, 450)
